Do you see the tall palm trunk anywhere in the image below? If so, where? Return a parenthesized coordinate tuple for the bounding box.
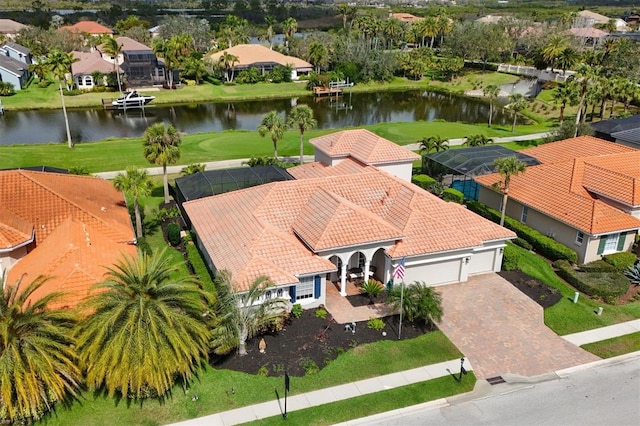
(162, 164, 170, 204)
(299, 132, 304, 165)
(511, 111, 517, 133)
(59, 81, 73, 148)
(599, 99, 606, 120)
(488, 102, 494, 128)
(559, 104, 565, 125)
(500, 186, 510, 227)
(273, 140, 278, 159)
(134, 197, 143, 238)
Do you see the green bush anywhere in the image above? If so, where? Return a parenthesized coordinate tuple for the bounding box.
(442, 188, 463, 203)
(185, 243, 215, 292)
(136, 237, 152, 256)
(37, 79, 52, 88)
(502, 242, 521, 271)
(513, 237, 533, 251)
(63, 89, 82, 96)
(467, 201, 578, 263)
(359, 279, 384, 301)
(291, 303, 303, 318)
(554, 259, 629, 301)
(602, 252, 637, 272)
(580, 260, 616, 273)
(166, 223, 181, 246)
(411, 174, 437, 190)
(0, 81, 15, 96)
(257, 365, 269, 377)
(367, 318, 385, 331)
(299, 358, 319, 375)
(315, 307, 328, 319)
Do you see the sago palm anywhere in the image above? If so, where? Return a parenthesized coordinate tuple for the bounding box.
(143, 123, 182, 204)
(75, 250, 210, 399)
(287, 105, 317, 165)
(0, 274, 81, 423)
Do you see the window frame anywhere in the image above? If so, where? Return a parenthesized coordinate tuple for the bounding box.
(521, 206, 529, 223)
(575, 231, 584, 246)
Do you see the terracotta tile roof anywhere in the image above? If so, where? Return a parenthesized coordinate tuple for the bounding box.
(0, 209, 33, 250)
(209, 44, 312, 70)
(521, 136, 634, 164)
(389, 13, 424, 24)
(0, 170, 135, 245)
(60, 21, 113, 35)
(309, 129, 421, 165)
(184, 169, 514, 291)
(115, 36, 152, 52)
(8, 217, 137, 310)
(581, 153, 640, 206)
(475, 157, 640, 235)
(287, 158, 369, 179)
(72, 50, 122, 76)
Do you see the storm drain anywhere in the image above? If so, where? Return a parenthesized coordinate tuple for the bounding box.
(486, 376, 506, 385)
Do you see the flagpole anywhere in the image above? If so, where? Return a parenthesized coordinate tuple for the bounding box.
(398, 279, 404, 340)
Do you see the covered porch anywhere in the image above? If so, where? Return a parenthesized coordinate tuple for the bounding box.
(324, 277, 397, 324)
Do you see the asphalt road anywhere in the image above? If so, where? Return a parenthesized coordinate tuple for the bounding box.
(354, 355, 640, 426)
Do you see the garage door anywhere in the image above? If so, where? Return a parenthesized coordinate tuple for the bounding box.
(405, 259, 461, 285)
(468, 250, 496, 275)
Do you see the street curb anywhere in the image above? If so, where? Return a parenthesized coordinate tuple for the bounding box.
(333, 397, 450, 426)
(555, 350, 640, 378)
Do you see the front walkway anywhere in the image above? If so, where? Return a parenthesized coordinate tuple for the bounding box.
(325, 280, 396, 324)
(436, 274, 599, 379)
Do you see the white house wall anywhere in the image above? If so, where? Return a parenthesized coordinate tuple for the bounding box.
(314, 150, 337, 166)
(0, 245, 28, 275)
(376, 162, 413, 182)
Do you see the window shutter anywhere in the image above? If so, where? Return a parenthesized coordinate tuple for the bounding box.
(597, 236, 607, 255)
(314, 275, 321, 298)
(617, 233, 627, 251)
(289, 285, 296, 303)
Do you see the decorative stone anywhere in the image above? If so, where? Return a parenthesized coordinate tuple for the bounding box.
(259, 337, 267, 353)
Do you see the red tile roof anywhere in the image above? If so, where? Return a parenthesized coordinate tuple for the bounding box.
(72, 50, 122, 76)
(60, 21, 113, 35)
(185, 169, 514, 291)
(476, 138, 640, 234)
(309, 129, 421, 165)
(115, 36, 152, 52)
(7, 217, 137, 310)
(0, 209, 33, 250)
(287, 158, 369, 179)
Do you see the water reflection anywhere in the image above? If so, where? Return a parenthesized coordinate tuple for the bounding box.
(0, 90, 520, 145)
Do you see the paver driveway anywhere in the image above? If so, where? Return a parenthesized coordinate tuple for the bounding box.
(437, 274, 599, 379)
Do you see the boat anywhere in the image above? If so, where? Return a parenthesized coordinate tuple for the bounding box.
(112, 91, 155, 109)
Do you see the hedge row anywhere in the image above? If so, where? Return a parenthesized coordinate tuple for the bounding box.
(467, 201, 578, 263)
(442, 187, 463, 204)
(185, 243, 215, 293)
(501, 242, 520, 271)
(602, 252, 637, 272)
(411, 174, 437, 190)
(554, 260, 629, 302)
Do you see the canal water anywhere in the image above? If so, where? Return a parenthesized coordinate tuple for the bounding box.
(0, 89, 518, 145)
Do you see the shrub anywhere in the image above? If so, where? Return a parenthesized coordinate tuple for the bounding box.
(602, 252, 637, 272)
(359, 279, 384, 301)
(555, 259, 629, 301)
(185, 243, 215, 292)
(467, 201, 578, 263)
(68, 166, 90, 175)
(513, 237, 533, 251)
(63, 89, 82, 96)
(257, 365, 269, 377)
(0, 81, 15, 96)
(315, 307, 328, 319)
(580, 260, 616, 273)
(502, 242, 521, 271)
(291, 303, 303, 318)
(442, 187, 463, 203)
(37, 79, 52, 88)
(411, 174, 437, 190)
(386, 282, 443, 325)
(299, 358, 319, 375)
(166, 223, 181, 246)
(136, 237, 152, 256)
(367, 318, 385, 331)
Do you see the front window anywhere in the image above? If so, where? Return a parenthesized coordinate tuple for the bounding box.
(521, 206, 528, 223)
(296, 276, 314, 300)
(576, 231, 584, 245)
(603, 233, 619, 254)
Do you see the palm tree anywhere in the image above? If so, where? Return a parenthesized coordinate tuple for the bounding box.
(540, 35, 568, 72)
(494, 156, 526, 227)
(42, 49, 77, 149)
(264, 15, 276, 49)
(552, 84, 578, 125)
(571, 64, 598, 134)
(556, 47, 579, 75)
(419, 135, 449, 175)
(386, 281, 443, 325)
(282, 17, 298, 52)
(113, 167, 153, 238)
(308, 42, 328, 74)
(508, 93, 527, 133)
(463, 134, 494, 147)
(210, 270, 287, 356)
(618, 78, 640, 113)
(483, 84, 501, 128)
(143, 123, 182, 205)
(101, 36, 123, 94)
(258, 110, 286, 159)
(152, 39, 174, 87)
(76, 250, 210, 399)
(287, 105, 317, 165)
(181, 163, 205, 176)
(337, 3, 357, 30)
(0, 273, 81, 423)
(182, 56, 208, 85)
(218, 51, 239, 82)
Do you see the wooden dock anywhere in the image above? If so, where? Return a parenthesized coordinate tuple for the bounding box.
(313, 86, 343, 97)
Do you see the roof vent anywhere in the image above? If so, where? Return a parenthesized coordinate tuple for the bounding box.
(101, 206, 106, 212)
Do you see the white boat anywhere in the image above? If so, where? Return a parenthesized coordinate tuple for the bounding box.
(112, 91, 155, 109)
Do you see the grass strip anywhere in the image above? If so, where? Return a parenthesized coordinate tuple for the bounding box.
(245, 373, 476, 426)
(581, 332, 640, 359)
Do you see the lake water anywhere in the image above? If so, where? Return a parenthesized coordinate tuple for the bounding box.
(0, 90, 518, 145)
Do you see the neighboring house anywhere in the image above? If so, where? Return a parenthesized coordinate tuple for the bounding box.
(574, 10, 627, 31)
(0, 19, 27, 39)
(183, 129, 515, 309)
(209, 44, 312, 81)
(59, 20, 113, 36)
(592, 114, 640, 144)
(99, 36, 165, 86)
(568, 27, 609, 48)
(0, 42, 31, 90)
(389, 13, 424, 24)
(1, 170, 137, 309)
(476, 15, 505, 25)
(475, 136, 640, 264)
(72, 50, 122, 89)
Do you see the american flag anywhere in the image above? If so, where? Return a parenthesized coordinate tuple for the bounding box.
(393, 257, 405, 280)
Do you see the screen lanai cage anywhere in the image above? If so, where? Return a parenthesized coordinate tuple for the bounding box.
(425, 146, 540, 200)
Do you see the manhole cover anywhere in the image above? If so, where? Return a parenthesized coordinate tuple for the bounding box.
(486, 376, 506, 385)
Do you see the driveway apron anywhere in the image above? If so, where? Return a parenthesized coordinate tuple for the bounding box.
(436, 274, 599, 379)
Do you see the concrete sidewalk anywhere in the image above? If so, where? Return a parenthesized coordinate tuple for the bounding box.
(561, 319, 640, 346)
(170, 358, 473, 426)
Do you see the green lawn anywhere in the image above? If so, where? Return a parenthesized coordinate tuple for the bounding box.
(38, 332, 461, 426)
(246, 373, 477, 426)
(506, 243, 640, 335)
(581, 332, 640, 358)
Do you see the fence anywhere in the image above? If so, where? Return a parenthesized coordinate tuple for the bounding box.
(497, 64, 575, 83)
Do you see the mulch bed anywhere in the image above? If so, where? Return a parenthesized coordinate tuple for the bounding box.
(498, 270, 562, 308)
(346, 292, 389, 307)
(212, 309, 434, 377)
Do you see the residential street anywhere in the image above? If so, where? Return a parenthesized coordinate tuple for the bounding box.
(347, 355, 640, 426)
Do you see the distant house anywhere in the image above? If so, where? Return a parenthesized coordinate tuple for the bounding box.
(0, 42, 31, 90)
(209, 44, 312, 81)
(1, 170, 137, 309)
(592, 114, 640, 146)
(475, 137, 640, 264)
(72, 50, 122, 89)
(389, 13, 424, 25)
(0, 19, 27, 39)
(568, 27, 609, 48)
(574, 10, 627, 31)
(99, 36, 165, 87)
(59, 20, 113, 36)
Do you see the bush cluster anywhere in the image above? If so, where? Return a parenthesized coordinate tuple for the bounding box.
(367, 318, 385, 331)
(185, 243, 215, 292)
(442, 188, 463, 204)
(501, 242, 521, 271)
(554, 259, 629, 302)
(291, 303, 303, 318)
(166, 223, 181, 246)
(513, 237, 533, 251)
(411, 174, 436, 190)
(0, 82, 15, 96)
(579, 260, 615, 273)
(602, 252, 637, 272)
(467, 201, 578, 263)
